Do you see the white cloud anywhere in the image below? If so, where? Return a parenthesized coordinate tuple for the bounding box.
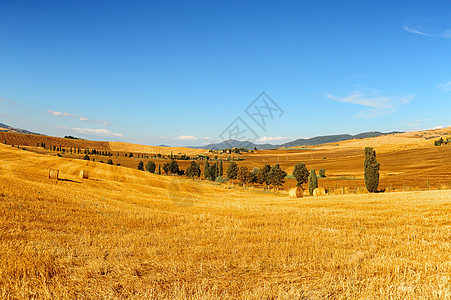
(326, 91, 413, 118)
(403, 25, 451, 39)
(174, 135, 199, 141)
(437, 81, 451, 91)
(256, 136, 291, 143)
(431, 125, 445, 130)
(47, 110, 111, 126)
(403, 25, 432, 37)
(60, 126, 123, 137)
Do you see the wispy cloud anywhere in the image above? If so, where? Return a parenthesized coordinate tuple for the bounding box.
(326, 91, 413, 118)
(437, 81, 451, 91)
(403, 25, 432, 37)
(174, 135, 199, 141)
(0, 97, 15, 103)
(256, 136, 291, 143)
(403, 25, 451, 39)
(47, 110, 111, 126)
(59, 126, 122, 137)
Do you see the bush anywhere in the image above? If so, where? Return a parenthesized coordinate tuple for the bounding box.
(83, 155, 90, 161)
(319, 169, 326, 178)
(107, 159, 113, 165)
(137, 161, 144, 171)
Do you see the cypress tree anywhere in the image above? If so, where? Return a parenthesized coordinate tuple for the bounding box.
(308, 169, 318, 195)
(364, 147, 380, 193)
(204, 160, 210, 179)
(158, 164, 161, 175)
(219, 159, 223, 177)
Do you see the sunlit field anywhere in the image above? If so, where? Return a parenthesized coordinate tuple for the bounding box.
(1, 143, 451, 299)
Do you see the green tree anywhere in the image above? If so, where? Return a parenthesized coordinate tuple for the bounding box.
(163, 163, 169, 174)
(226, 161, 239, 184)
(137, 161, 144, 170)
(206, 164, 217, 181)
(292, 162, 309, 187)
(83, 154, 90, 160)
(308, 169, 318, 195)
(107, 159, 113, 165)
(219, 159, 223, 177)
(146, 161, 156, 173)
(129, 152, 133, 158)
(269, 164, 287, 191)
(249, 168, 259, 186)
(238, 166, 250, 187)
(167, 160, 179, 175)
(258, 164, 271, 189)
(204, 160, 210, 179)
(158, 164, 161, 175)
(186, 161, 201, 178)
(364, 147, 380, 193)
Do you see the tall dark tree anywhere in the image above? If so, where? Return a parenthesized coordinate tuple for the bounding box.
(204, 160, 210, 179)
(219, 160, 223, 177)
(226, 161, 239, 184)
(206, 164, 217, 181)
(364, 147, 380, 193)
(158, 164, 161, 175)
(137, 161, 144, 171)
(146, 161, 156, 173)
(249, 168, 259, 186)
(268, 164, 287, 191)
(238, 166, 250, 187)
(167, 160, 179, 175)
(292, 162, 309, 187)
(308, 169, 318, 195)
(186, 161, 201, 178)
(258, 164, 271, 189)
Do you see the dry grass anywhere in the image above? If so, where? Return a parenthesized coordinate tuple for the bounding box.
(1, 143, 451, 299)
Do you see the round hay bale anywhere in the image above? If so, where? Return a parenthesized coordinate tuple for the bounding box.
(48, 169, 59, 180)
(289, 187, 303, 198)
(79, 170, 89, 179)
(313, 187, 326, 196)
(303, 189, 310, 197)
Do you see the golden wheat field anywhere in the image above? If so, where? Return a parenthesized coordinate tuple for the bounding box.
(1, 140, 451, 299)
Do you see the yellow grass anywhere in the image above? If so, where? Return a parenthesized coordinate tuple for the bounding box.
(1, 143, 451, 298)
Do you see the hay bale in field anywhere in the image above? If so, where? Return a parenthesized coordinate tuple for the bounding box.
(303, 189, 310, 197)
(79, 170, 89, 179)
(289, 187, 303, 198)
(313, 187, 326, 196)
(48, 169, 59, 180)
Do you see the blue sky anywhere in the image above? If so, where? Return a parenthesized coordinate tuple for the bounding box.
(1, 0, 450, 146)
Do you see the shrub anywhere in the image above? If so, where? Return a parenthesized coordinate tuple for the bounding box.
(107, 159, 113, 165)
(319, 169, 326, 178)
(83, 155, 90, 160)
(137, 161, 144, 171)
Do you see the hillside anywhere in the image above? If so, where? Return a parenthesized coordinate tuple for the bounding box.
(199, 131, 404, 150)
(0, 131, 207, 156)
(0, 122, 43, 135)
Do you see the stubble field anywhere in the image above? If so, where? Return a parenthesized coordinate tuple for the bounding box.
(1, 142, 451, 299)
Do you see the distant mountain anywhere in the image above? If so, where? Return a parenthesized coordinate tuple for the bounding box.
(197, 139, 275, 150)
(280, 131, 402, 148)
(197, 131, 403, 150)
(0, 123, 43, 135)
